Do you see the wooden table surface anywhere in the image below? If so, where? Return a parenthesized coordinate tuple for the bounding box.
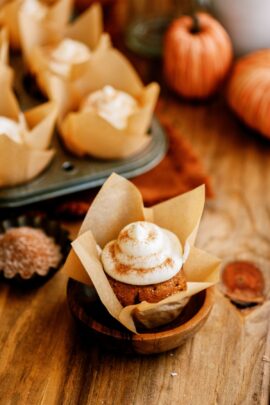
(1, 7, 270, 405)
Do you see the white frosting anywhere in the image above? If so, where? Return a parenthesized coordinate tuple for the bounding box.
(50, 39, 90, 64)
(47, 39, 91, 77)
(0, 117, 22, 143)
(21, 0, 48, 19)
(101, 221, 183, 286)
(80, 85, 138, 130)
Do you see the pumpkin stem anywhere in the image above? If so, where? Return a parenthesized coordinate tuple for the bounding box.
(190, 14, 200, 34)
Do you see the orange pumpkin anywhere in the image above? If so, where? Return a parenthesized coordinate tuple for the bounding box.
(164, 13, 233, 99)
(227, 50, 270, 139)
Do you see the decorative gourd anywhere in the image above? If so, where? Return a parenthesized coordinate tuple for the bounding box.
(164, 12, 233, 99)
(227, 50, 270, 139)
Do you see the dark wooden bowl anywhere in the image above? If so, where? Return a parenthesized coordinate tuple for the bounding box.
(67, 279, 215, 354)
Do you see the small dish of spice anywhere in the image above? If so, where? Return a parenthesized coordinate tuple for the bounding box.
(0, 215, 70, 286)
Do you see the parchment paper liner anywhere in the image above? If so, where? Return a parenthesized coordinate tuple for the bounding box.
(0, 0, 21, 50)
(46, 48, 160, 158)
(22, 2, 105, 86)
(0, 0, 72, 50)
(63, 173, 221, 333)
(0, 26, 8, 64)
(0, 68, 57, 187)
(0, 27, 13, 87)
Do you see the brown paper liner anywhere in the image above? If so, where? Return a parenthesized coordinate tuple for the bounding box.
(0, 135, 54, 187)
(65, 2, 103, 51)
(33, 33, 111, 111)
(0, 0, 21, 49)
(0, 28, 13, 87)
(22, 3, 158, 159)
(60, 84, 158, 159)
(1, 0, 72, 51)
(0, 65, 57, 187)
(23, 3, 105, 78)
(0, 27, 8, 65)
(63, 173, 220, 333)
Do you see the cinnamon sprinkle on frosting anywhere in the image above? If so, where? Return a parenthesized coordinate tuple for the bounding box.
(101, 221, 183, 286)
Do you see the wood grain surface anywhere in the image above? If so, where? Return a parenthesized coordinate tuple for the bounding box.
(1, 93, 269, 405)
(1, 5, 270, 405)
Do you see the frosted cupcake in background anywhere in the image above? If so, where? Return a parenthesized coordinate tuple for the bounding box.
(0, 0, 72, 50)
(22, 3, 109, 99)
(0, 62, 57, 187)
(80, 85, 139, 130)
(47, 47, 159, 159)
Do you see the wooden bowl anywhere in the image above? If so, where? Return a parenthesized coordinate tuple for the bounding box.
(67, 279, 215, 354)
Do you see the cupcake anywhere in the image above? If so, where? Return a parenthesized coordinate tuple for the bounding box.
(64, 173, 220, 332)
(0, 66, 57, 187)
(37, 39, 92, 78)
(22, 3, 107, 96)
(0, 0, 72, 50)
(80, 85, 139, 130)
(49, 48, 159, 159)
(101, 221, 187, 307)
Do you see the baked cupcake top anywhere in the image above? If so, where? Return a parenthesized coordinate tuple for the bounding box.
(80, 85, 139, 130)
(101, 221, 183, 286)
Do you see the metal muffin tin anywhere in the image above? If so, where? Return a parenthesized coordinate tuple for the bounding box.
(0, 55, 168, 208)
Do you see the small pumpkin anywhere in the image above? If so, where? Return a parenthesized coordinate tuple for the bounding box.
(164, 12, 233, 99)
(227, 50, 270, 139)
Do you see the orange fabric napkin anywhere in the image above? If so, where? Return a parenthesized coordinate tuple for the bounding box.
(132, 116, 213, 206)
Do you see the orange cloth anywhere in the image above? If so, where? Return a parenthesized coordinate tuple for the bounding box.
(132, 117, 213, 206)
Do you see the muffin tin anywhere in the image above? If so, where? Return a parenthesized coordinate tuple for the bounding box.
(0, 55, 167, 208)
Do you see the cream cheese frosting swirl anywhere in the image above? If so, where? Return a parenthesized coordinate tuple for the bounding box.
(45, 39, 91, 78)
(101, 221, 183, 286)
(80, 85, 138, 130)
